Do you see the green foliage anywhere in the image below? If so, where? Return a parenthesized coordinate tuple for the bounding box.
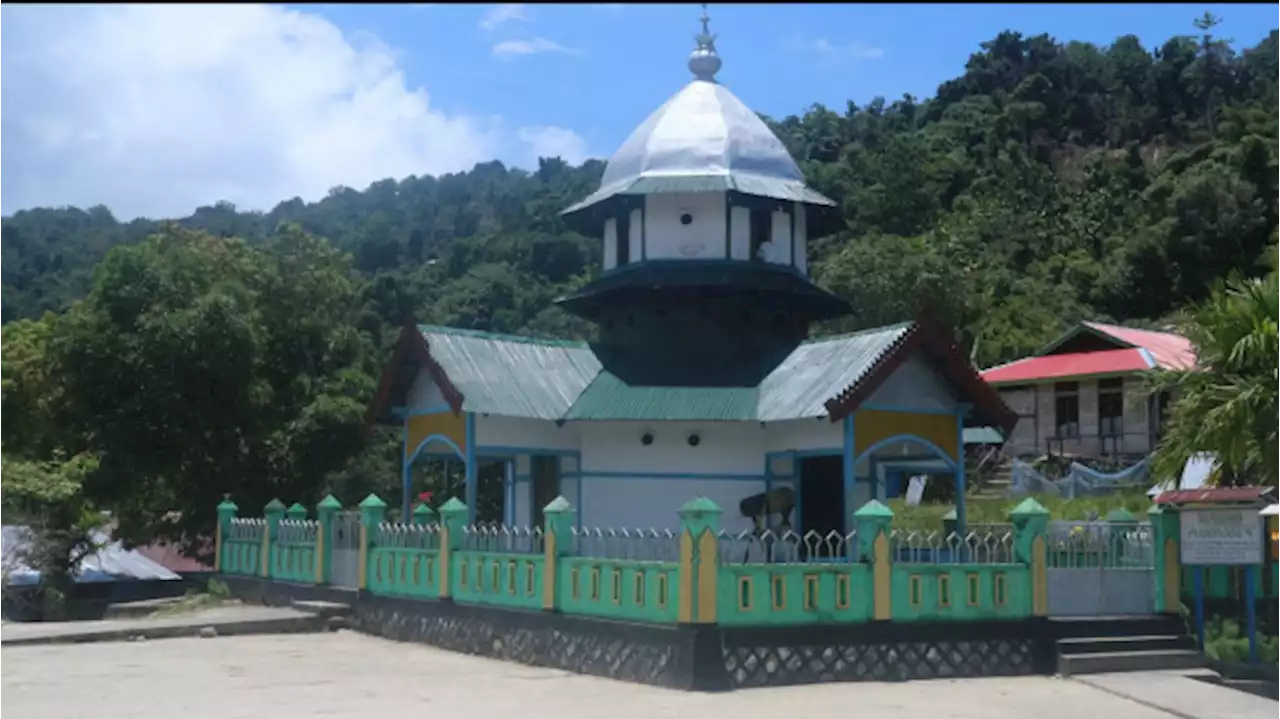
(6, 224, 382, 557)
(1147, 253, 1278, 487)
(1203, 616, 1280, 665)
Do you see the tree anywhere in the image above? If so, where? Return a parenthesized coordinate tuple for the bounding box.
(39, 223, 379, 557)
(1147, 251, 1278, 487)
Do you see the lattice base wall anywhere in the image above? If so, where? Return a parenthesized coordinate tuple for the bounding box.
(221, 576, 1054, 692)
(723, 637, 1038, 688)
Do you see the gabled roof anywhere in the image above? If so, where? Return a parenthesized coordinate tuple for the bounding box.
(367, 314, 1015, 432)
(981, 321, 1196, 385)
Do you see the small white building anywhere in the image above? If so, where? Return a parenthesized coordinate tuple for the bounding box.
(366, 14, 1016, 537)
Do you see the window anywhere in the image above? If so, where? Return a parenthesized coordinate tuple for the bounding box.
(749, 209, 771, 260)
(1154, 391, 1172, 439)
(616, 213, 631, 266)
(1098, 378, 1124, 437)
(1054, 382, 1080, 438)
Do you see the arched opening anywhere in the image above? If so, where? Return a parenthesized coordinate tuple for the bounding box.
(854, 433, 958, 509)
(403, 435, 507, 525)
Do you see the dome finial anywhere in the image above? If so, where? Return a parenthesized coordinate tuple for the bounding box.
(688, 3, 721, 82)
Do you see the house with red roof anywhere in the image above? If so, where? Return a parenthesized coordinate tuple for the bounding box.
(980, 322, 1196, 459)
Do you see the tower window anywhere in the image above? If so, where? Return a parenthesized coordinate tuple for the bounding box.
(679, 213, 693, 226)
(749, 209, 771, 260)
(616, 213, 631, 266)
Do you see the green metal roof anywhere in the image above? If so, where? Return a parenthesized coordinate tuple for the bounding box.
(418, 326, 601, 421)
(564, 370, 759, 421)
(415, 322, 924, 423)
(962, 426, 1005, 444)
(756, 324, 912, 422)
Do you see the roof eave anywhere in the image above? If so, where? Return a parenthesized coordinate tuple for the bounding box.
(364, 320, 466, 427)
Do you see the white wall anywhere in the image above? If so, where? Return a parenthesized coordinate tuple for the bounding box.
(576, 421, 767, 531)
(866, 354, 958, 411)
(793, 202, 809, 276)
(407, 368, 448, 410)
(644, 192, 726, 260)
(763, 418, 843, 453)
(474, 415, 580, 452)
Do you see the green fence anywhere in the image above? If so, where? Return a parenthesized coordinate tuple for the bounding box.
(215, 494, 1054, 627)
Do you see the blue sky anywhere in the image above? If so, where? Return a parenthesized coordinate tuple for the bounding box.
(306, 3, 1279, 157)
(3, 3, 1275, 220)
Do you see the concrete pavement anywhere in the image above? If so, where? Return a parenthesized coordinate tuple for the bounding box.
(5, 632, 1271, 719)
(1072, 669, 1277, 719)
(0, 605, 324, 646)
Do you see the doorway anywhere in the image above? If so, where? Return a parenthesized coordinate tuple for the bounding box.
(799, 455, 845, 555)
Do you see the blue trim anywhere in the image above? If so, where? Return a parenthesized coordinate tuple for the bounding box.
(1244, 566, 1258, 662)
(859, 403, 960, 416)
(596, 257, 810, 281)
(577, 471, 765, 482)
(842, 414, 855, 532)
(513, 474, 531, 483)
(856, 434, 957, 470)
(503, 460, 514, 526)
(793, 448, 843, 458)
(464, 413, 477, 524)
(869, 457, 878, 501)
(394, 403, 455, 419)
(406, 433, 466, 464)
(474, 445, 579, 457)
(1193, 567, 1205, 650)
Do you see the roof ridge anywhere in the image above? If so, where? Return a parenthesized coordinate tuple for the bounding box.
(802, 321, 914, 345)
(416, 324, 591, 349)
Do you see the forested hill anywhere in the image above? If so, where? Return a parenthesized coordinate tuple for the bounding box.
(3, 26, 1277, 368)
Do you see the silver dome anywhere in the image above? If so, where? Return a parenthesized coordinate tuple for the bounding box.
(560, 7, 839, 234)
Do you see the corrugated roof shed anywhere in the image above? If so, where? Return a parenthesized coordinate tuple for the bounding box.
(419, 326, 602, 421)
(757, 324, 911, 421)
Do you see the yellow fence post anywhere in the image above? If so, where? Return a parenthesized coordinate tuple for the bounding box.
(854, 500, 895, 620)
(677, 497, 722, 624)
(541, 497, 575, 611)
(1010, 498, 1051, 616)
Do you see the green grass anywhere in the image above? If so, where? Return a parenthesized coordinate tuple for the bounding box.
(1203, 615, 1280, 664)
(886, 489, 1156, 531)
(150, 578, 233, 617)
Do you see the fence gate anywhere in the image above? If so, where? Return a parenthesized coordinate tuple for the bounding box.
(329, 511, 362, 589)
(1046, 521, 1155, 616)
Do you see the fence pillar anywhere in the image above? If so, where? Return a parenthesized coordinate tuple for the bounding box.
(316, 495, 341, 585)
(412, 502, 437, 525)
(438, 498, 468, 599)
(854, 500, 894, 620)
(542, 496, 576, 611)
(1148, 504, 1182, 615)
(677, 497, 722, 625)
(262, 499, 286, 578)
(286, 502, 308, 521)
(357, 494, 387, 590)
(1010, 498, 1050, 616)
(215, 497, 238, 573)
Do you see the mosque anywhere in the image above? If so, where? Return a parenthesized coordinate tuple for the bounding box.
(366, 9, 1016, 538)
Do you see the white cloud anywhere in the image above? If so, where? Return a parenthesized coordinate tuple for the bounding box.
(517, 126, 589, 166)
(0, 5, 574, 220)
(492, 37, 583, 58)
(785, 35, 884, 62)
(479, 3, 527, 31)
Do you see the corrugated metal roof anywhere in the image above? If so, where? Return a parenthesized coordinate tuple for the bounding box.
(1084, 321, 1197, 370)
(963, 426, 1005, 444)
(757, 324, 912, 422)
(2, 526, 181, 584)
(419, 326, 602, 421)
(981, 348, 1151, 384)
(564, 370, 759, 421)
(1154, 487, 1274, 505)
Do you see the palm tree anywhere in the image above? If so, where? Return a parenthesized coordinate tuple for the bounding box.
(1148, 249, 1278, 487)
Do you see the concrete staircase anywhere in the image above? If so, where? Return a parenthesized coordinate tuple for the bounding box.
(1053, 616, 1204, 677)
(968, 457, 1013, 500)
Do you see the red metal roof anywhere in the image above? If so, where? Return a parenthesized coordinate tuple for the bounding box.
(1084, 322, 1196, 370)
(981, 348, 1151, 385)
(1154, 487, 1275, 505)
